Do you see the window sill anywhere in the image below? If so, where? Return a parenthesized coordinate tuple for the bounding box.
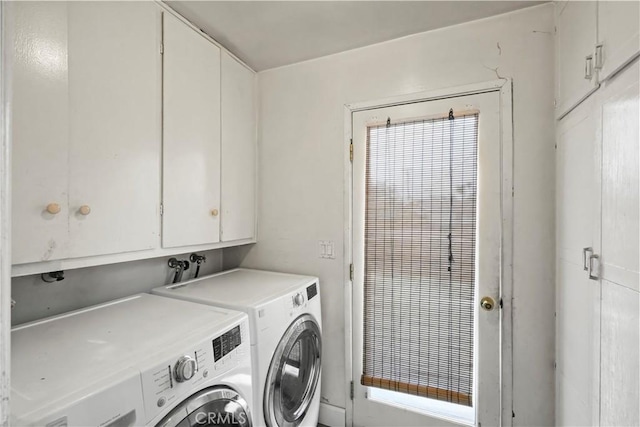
(367, 387, 475, 426)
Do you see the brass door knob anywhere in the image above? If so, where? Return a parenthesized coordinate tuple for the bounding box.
(480, 296, 496, 311)
(210, 209, 219, 217)
(79, 205, 91, 215)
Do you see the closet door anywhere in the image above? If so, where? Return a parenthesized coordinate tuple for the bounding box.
(67, 2, 161, 257)
(555, 95, 600, 426)
(11, 1, 70, 264)
(162, 12, 221, 248)
(598, 60, 639, 426)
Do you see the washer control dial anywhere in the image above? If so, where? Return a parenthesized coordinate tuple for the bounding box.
(174, 356, 197, 382)
(294, 293, 305, 307)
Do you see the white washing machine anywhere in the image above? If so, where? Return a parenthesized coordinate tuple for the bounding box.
(11, 293, 254, 427)
(152, 268, 322, 427)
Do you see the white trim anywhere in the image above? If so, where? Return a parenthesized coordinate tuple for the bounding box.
(556, 84, 600, 121)
(343, 79, 514, 427)
(342, 105, 354, 427)
(0, 1, 11, 424)
(11, 239, 256, 278)
(319, 403, 347, 427)
(346, 80, 507, 113)
(499, 81, 515, 427)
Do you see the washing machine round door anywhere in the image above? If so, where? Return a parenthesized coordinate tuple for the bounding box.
(156, 387, 252, 427)
(264, 314, 322, 427)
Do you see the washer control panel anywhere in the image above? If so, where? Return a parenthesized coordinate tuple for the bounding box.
(174, 355, 197, 382)
(287, 281, 319, 314)
(293, 292, 305, 307)
(140, 319, 249, 422)
(213, 325, 242, 362)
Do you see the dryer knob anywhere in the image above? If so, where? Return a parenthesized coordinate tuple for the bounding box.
(294, 293, 305, 307)
(174, 356, 197, 382)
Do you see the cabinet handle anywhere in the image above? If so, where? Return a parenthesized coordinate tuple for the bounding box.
(79, 205, 91, 215)
(594, 44, 604, 70)
(46, 203, 61, 215)
(588, 253, 599, 280)
(210, 209, 219, 217)
(582, 247, 593, 271)
(584, 55, 594, 80)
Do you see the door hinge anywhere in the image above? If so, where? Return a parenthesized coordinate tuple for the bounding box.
(349, 263, 354, 281)
(160, 43, 164, 55)
(160, 204, 164, 216)
(349, 139, 353, 162)
(350, 381, 354, 400)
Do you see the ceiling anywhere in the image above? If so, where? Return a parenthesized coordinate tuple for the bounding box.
(166, 1, 545, 71)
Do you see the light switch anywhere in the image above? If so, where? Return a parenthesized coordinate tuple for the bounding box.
(319, 240, 335, 259)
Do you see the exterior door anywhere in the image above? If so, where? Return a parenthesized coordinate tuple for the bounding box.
(352, 90, 502, 426)
(263, 314, 321, 427)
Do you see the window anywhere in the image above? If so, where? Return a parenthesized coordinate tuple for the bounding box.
(361, 112, 479, 407)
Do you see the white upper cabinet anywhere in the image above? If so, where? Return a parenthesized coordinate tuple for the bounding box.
(67, 2, 161, 258)
(221, 51, 257, 242)
(556, 1, 640, 118)
(11, 1, 70, 264)
(555, 0, 599, 118)
(596, 1, 640, 82)
(10, 3, 256, 273)
(11, 2, 161, 264)
(162, 12, 222, 248)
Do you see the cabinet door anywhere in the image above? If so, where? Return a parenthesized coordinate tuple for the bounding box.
(11, 1, 70, 264)
(555, 96, 600, 426)
(162, 13, 221, 248)
(67, 2, 161, 258)
(598, 57, 640, 427)
(556, 0, 599, 118)
(221, 52, 256, 242)
(600, 280, 640, 426)
(599, 61, 639, 289)
(597, 1, 640, 82)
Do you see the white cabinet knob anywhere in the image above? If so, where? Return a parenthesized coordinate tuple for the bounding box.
(46, 203, 61, 215)
(79, 205, 91, 215)
(210, 209, 219, 217)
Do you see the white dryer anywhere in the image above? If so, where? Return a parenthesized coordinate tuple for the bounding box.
(11, 293, 254, 427)
(152, 268, 322, 427)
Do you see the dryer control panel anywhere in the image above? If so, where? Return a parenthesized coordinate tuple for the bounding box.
(140, 319, 249, 423)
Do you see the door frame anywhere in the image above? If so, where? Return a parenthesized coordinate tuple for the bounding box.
(342, 79, 514, 426)
(1, 1, 11, 425)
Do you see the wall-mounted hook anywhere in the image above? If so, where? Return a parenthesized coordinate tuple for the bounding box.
(168, 258, 190, 283)
(41, 271, 65, 283)
(190, 253, 206, 278)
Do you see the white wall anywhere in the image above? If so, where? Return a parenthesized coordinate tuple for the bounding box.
(11, 249, 224, 325)
(237, 4, 556, 425)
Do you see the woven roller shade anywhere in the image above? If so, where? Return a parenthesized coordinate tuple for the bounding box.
(362, 112, 479, 407)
